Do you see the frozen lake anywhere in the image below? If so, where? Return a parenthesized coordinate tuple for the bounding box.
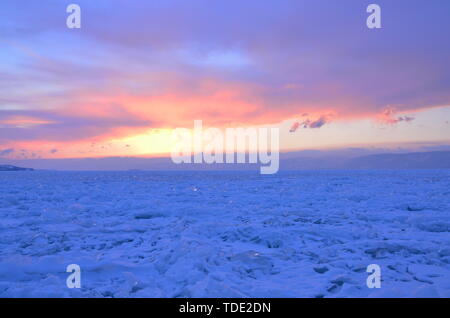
(0, 170, 449, 297)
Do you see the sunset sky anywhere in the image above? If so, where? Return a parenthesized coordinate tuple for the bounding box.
(1, 0, 450, 160)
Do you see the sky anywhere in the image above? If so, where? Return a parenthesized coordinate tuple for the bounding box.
(1, 0, 450, 161)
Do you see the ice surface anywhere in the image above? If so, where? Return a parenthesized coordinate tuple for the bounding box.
(0, 170, 449, 298)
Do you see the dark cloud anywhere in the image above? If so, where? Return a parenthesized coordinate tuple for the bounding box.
(290, 115, 331, 132)
(397, 116, 415, 123)
(309, 116, 329, 129)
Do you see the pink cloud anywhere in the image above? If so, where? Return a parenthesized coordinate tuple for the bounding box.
(290, 114, 333, 132)
(378, 107, 415, 125)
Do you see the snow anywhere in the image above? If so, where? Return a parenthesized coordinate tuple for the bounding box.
(0, 170, 449, 298)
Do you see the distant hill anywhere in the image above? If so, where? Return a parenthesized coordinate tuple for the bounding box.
(0, 165, 34, 171)
(282, 151, 450, 169)
(345, 151, 450, 169)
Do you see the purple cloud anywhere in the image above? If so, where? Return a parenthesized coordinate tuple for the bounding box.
(290, 115, 332, 132)
(379, 107, 415, 125)
(0, 0, 449, 146)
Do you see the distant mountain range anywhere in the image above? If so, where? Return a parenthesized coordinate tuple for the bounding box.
(281, 151, 450, 169)
(0, 165, 34, 171)
(286, 151, 450, 170)
(344, 151, 450, 169)
(1, 151, 450, 171)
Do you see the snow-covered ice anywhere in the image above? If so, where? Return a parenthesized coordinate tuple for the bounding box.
(0, 170, 449, 298)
